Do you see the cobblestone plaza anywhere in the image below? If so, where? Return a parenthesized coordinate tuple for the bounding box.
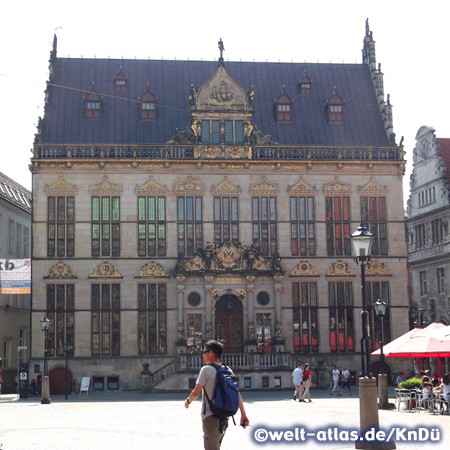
(1, 389, 449, 450)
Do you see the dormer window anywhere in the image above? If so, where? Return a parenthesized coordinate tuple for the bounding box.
(275, 88, 293, 123)
(299, 73, 312, 95)
(84, 84, 102, 119)
(327, 88, 345, 123)
(139, 84, 157, 121)
(114, 67, 127, 92)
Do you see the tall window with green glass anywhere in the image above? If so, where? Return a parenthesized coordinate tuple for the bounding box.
(138, 197, 166, 256)
(177, 196, 202, 257)
(92, 197, 120, 257)
(47, 196, 75, 257)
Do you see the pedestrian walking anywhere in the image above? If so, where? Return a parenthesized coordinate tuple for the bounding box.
(330, 365, 340, 396)
(184, 340, 249, 450)
(338, 365, 352, 396)
(292, 363, 304, 401)
(302, 363, 312, 402)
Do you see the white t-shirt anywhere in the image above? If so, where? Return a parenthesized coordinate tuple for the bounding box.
(341, 370, 350, 380)
(332, 369, 340, 381)
(197, 364, 236, 420)
(292, 367, 303, 385)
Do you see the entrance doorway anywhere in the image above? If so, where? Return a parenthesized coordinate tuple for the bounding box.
(215, 294, 243, 353)
(49, 367, 73, 396)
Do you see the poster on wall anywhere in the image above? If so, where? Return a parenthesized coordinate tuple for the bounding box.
(0, 259, 31, 294)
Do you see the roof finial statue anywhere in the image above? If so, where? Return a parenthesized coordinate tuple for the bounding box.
(218, 38, 225, 64)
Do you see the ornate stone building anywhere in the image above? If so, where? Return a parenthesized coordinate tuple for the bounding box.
(30, 23, 408, 392)
(407, 126, 450, 326)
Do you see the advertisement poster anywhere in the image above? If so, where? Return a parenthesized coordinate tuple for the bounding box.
(0, 259, 31, 294)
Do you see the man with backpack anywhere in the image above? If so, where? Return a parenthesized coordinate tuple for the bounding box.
(185, 340, 249, 450)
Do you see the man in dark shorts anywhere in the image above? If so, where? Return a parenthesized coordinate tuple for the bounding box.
(338, 365, 352, 396)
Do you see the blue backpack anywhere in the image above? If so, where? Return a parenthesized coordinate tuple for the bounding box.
(203, 363, 240, 421)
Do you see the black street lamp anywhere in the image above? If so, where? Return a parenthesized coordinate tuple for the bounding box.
(40, 316, 51, 404)
(351, 221, 374, 378)
(64, 341, 71, 400)
(40, 316, 50, 376)
(351, 222, 395, 448)
(374, 298, 387, 375)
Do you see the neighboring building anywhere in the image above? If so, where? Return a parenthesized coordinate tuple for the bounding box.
(407, 126, 450, 326)
(30, 22, 408, 393)
(0, 172, 32, 393)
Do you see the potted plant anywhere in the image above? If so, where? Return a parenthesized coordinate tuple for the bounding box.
(398, 378, 422, 409)
(398, 378, 422, 390)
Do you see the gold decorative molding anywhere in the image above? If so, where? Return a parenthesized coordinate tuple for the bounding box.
(194, 64, 248, 112)
(135, 175, 168, 194)
(45, 174, 78, 194)
(89, 260, 123, 278)
(287, 177, 316, 195)
(290, 260, 319, 277)
(323, 176, 352, 194)
(326, 259, 355, 277)
(249, 176, 279, 195)
(136, 260, 169, 278)
(174, 175, 205, 194)
(44, 260, 77, 279)
(358, 176, 388, 195)
(175, 242, 282, 275)
(365, 259, 391, 276)
(88, 175, 123, 194)
(211, 176, 241, 195)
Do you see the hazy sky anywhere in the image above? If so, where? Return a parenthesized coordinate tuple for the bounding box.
(1, 0, 449, 206)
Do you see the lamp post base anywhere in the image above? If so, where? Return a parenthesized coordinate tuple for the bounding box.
(41, 376, 51, 405)
(355, 377, 395, 449)
(377, 374, 395, 410)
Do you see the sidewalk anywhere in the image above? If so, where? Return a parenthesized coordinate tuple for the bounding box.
(0, 388, 449, 450)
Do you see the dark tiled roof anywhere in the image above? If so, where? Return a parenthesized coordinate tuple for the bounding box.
(41, 58, 390, 147)
(0, 172, 32, 213)
(439, 138, 450, 185)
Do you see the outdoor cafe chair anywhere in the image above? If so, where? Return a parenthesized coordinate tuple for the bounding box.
(439, 392, 450, 415)
(416, 391, 438, 414)
(395, 389, 416, 412)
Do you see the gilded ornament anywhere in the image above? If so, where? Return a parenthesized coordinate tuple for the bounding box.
(44, 260, 77, 279)
(290, 261, 319, 277)
(88, 175, 123, 193)
(365, 259, 391, 276)
(326, 259, 355, 277)
(45, 174, 78, 194)
(323, 176, 352, 194)
(136, 260, 169, 278)
(89, 260, 123, 278)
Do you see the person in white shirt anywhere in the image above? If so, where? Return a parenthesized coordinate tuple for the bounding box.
(292, 363, 304, 401)
(338, 365, 352, 396)
(330, 365, 340, 396)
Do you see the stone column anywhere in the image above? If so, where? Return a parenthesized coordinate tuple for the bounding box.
(205, 276, 214, 340)
(176, 276, 186, 353)
(246, 276, 255, 342)
(273, 274, 285, 351)
(274, 275, 283, 334)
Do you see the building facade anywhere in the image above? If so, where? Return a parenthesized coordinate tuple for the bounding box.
(0, 172, 32, 393)
(30, 23, 409, 392)
(407, 126, 450, 327)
